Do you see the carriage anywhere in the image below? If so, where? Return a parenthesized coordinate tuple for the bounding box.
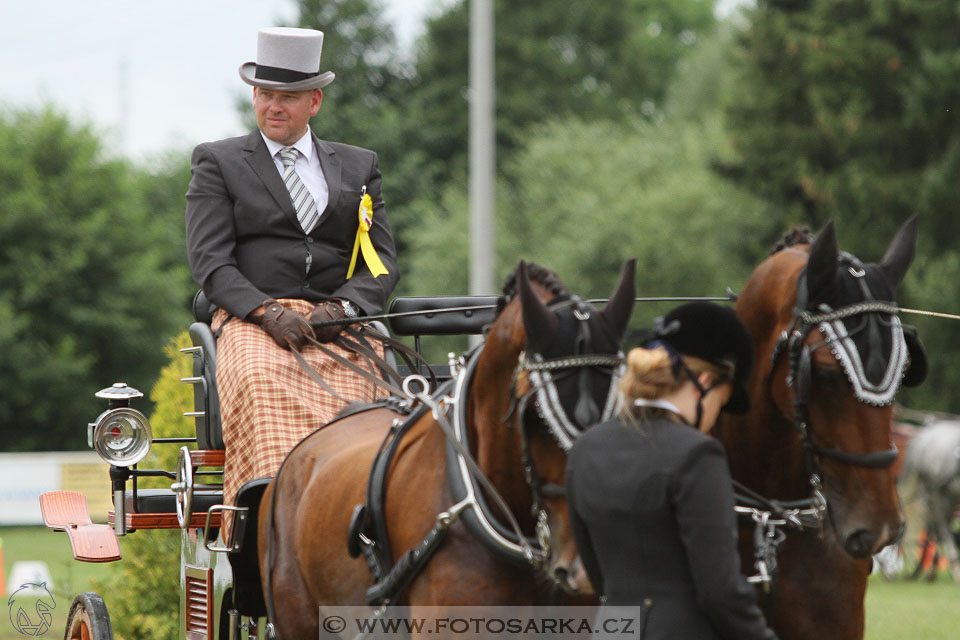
(39, 217, 926, 640)
(39, 291, 502, 640)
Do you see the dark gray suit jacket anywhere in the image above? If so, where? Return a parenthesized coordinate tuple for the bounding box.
(566, 419, 777, 640)
(185, 129, 399, 320)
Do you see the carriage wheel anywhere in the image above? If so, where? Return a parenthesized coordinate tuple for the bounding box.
(64, 592, 113, 640)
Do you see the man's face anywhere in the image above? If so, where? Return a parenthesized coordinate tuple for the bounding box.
(253, 87, 322, 146)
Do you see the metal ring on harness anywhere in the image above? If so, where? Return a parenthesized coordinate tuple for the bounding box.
(402, 374, 430, 401)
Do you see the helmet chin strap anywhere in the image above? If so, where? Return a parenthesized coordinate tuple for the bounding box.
(675, 358, 724, 431)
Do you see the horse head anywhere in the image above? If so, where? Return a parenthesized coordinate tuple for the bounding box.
(467, 260, 636, 588)
(730, 216, 926, 559)
(474, 258, 635, 594)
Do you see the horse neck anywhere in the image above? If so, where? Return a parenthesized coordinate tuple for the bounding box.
(718, 249, 813, 499)
(466, 307, 537, 521)
(719, 405, 810, 499)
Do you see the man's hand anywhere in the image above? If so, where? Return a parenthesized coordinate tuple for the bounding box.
(308, 301, 348, 343)
(250, 299, 315, 351)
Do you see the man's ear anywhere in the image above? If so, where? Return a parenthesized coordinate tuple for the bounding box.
(312, 89, 323, 115)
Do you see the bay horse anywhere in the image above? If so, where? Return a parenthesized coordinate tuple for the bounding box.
(716, 216, 927, 640)
(258, 259, 636, 638)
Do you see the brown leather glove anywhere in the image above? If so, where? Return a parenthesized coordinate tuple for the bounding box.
(308, 300, 348, 343)
(252, 299, 315, 351)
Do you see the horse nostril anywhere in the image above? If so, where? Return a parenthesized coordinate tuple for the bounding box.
(844, 528, 878, 558)
(552, 566, 569, 585)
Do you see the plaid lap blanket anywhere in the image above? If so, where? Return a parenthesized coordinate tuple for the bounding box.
(212, 299, 386, 533)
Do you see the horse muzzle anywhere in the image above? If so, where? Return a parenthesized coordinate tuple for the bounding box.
(549, 556, 594, 595)
(841, 516, 904, 558)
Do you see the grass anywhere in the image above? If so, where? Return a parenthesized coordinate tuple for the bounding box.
(865, 573, 960, 640)
(1, 526, 114, 639)
(1, 526, 959, 639)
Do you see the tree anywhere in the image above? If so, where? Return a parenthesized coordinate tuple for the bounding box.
(724, 0, 960, 255)
(723, 0, 960, 411)
(0, 107, 192, 450)
(402, 29, 776, 359)
(405, 0, 718, 182)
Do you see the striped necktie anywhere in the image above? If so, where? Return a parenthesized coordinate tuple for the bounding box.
(278, 147, 319, 234)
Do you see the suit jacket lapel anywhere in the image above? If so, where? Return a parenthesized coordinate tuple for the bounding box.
(314, 133, 341, 226)
(242, 131, 301, 229)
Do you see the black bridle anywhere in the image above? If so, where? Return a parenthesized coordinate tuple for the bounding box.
(508, 295, 624, 558)
(737, 253, 909, 589)
(770, 253, 905, 489)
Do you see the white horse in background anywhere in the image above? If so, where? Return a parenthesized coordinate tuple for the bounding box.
(897, 420, 960, 581)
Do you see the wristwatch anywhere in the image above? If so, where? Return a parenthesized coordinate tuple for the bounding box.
(339, 299, 359, 319)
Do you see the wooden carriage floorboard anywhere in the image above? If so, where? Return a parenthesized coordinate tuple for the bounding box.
(39, 491, 122, 562)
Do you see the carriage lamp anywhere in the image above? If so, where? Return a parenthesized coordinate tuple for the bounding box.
(89, 383, 153, 466)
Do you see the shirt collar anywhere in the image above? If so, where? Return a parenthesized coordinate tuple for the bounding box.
(260, 129, 315, 162)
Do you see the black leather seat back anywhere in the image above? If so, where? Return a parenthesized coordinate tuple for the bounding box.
(193, 289, 216, 325)
(387, 296, 499, 336)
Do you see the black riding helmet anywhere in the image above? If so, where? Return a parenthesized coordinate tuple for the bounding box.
(643, 302, 755, 414)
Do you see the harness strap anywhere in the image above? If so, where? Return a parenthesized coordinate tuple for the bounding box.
(806, 442, 899, 468)
(340, 327, 405, 386)
(300, 334, 406, 398)
(357, 324, 440, 388)
(365, 501, 468, 606)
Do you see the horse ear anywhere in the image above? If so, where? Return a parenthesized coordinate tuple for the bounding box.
(600, 258, 637, 338)
(877, 215, 919, 289)
(805, 220, 838, 306)
(518, 260, 557, 354)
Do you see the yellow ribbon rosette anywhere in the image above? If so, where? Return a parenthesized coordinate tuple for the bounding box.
(347, 186, 390, 279)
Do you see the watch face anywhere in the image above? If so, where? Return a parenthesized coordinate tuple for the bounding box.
(341, 300, 358, 318)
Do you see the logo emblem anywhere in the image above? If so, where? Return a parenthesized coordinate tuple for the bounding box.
(7, 583, 56, 637)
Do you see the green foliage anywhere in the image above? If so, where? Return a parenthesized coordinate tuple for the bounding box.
(725, 0, 960, 249)
(404, 0, 717, 177)
(0, 106, 193, 451)
(724, 0, 960, 410)
(400, 26, 775, 360)
(92, 332, 194, 640)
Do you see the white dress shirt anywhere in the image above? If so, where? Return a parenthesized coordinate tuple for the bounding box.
(260, 129, 329, 216)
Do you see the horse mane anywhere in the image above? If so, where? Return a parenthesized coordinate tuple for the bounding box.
(770, 225, 814, 255)
(496, 262, 569, 314)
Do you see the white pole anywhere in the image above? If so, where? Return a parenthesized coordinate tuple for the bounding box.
(469, 0, 495, 300)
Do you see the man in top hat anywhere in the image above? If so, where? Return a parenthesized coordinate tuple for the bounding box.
(185, 26, 400, 528)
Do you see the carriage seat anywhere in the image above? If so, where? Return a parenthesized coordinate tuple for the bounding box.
(386, 296, 498, 379)
(387, 296, 498, 336)
(124, 488, 222, 516)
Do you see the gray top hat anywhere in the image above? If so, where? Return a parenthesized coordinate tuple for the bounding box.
(239, 27, 335, 91)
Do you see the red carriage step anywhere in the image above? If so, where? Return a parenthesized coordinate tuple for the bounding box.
(39, 491, 122, 563)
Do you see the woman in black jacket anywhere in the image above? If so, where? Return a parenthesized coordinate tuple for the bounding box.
(566, 302, 777, 640)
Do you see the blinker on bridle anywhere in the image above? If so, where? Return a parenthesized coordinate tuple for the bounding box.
(508, 294, 624, 556)
(772, 252, 907, 479)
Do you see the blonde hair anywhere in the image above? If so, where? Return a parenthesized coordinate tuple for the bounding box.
(619, 346, 733, 422)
